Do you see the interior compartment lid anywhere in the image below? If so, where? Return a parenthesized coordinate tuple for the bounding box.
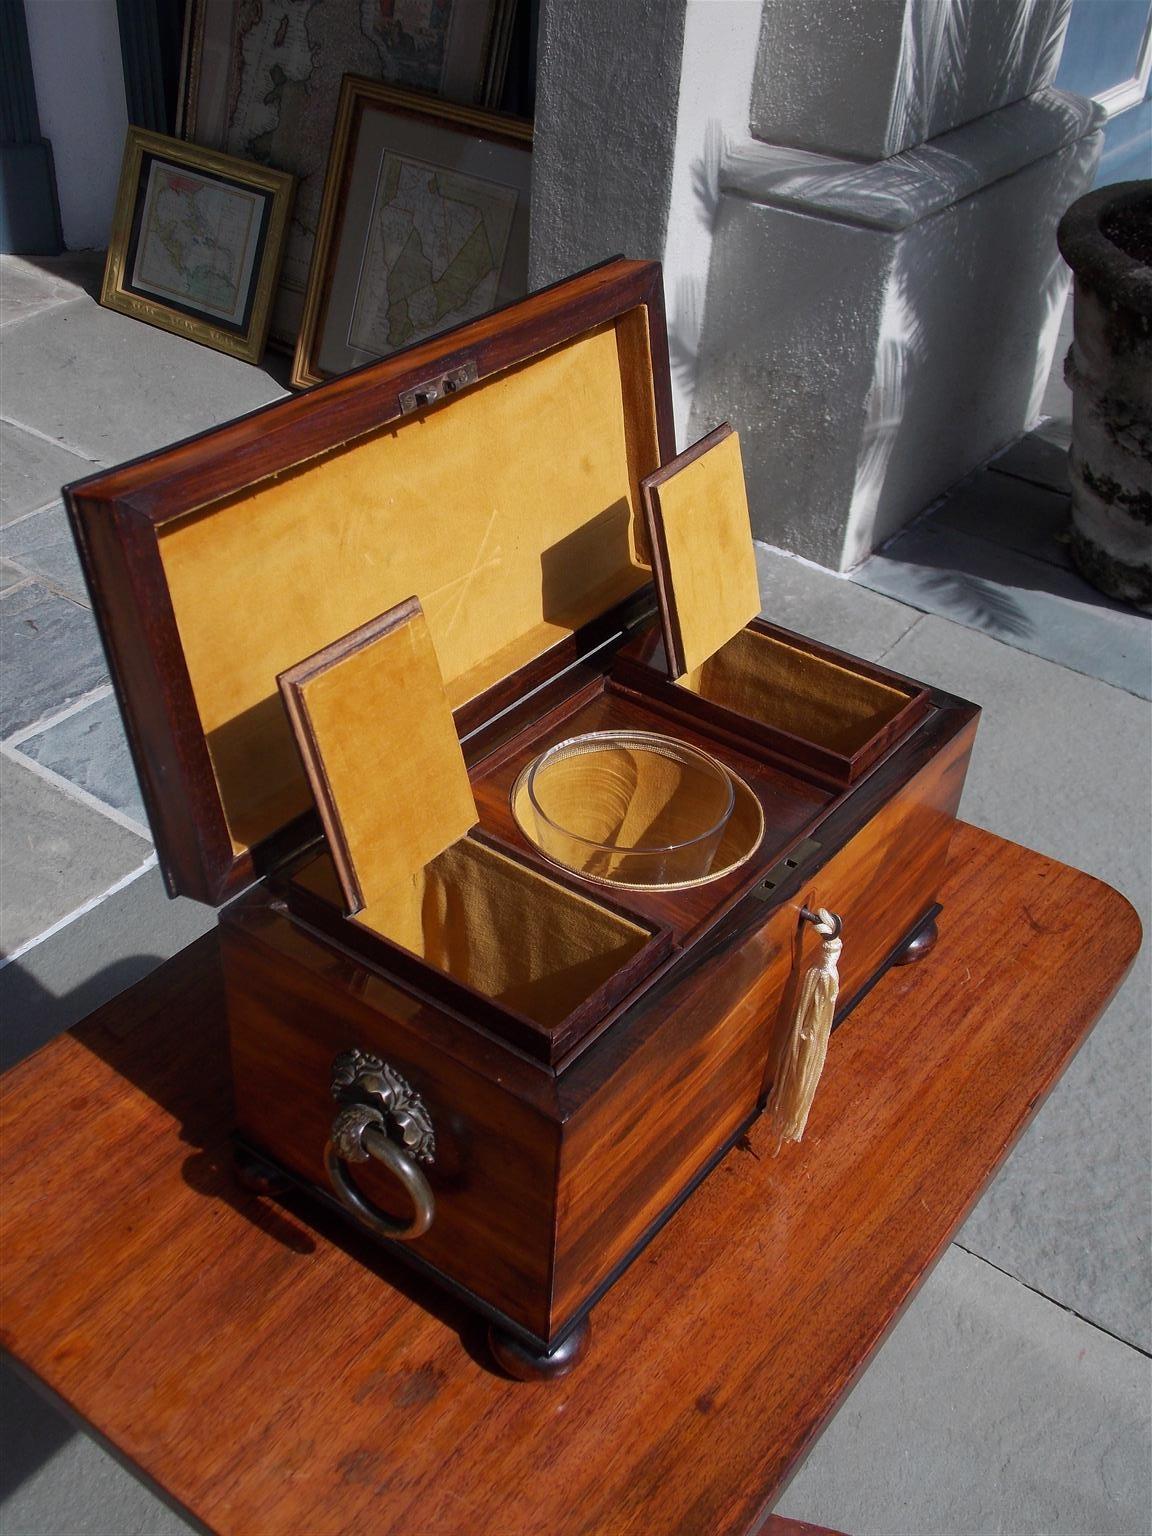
(279, 598, 479, 915)
(64, 259, 673, 906)
(641, 423, 761, 678)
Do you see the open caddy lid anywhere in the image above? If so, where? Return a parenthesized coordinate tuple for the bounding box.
(278, 596, 481, 915)
(65, 259, 674, 907)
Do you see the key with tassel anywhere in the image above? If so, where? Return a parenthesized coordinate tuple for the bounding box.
(768, 906, 843, 1151)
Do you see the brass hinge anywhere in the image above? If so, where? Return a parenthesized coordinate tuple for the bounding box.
(398, 360, 479, 415)
(752, 836, 823, 902)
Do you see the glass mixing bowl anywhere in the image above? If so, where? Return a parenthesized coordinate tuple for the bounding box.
(515, 730, 737, 888)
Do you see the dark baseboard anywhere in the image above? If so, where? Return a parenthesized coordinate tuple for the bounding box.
(0, 138, 62, 254)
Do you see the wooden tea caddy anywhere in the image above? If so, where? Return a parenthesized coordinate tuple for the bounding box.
(66, 259, 979, 1381)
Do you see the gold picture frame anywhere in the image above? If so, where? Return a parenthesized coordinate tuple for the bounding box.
(101, 128, 294, 364)
(291, 77, 532, 390)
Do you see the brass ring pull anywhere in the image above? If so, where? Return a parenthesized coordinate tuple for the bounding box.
(325, 1103, 435, 1242)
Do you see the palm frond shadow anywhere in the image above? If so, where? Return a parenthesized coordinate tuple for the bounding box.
(911, 571, 1034, 639)
(691, 120, 727, 232)
(668, 275, 701, 390)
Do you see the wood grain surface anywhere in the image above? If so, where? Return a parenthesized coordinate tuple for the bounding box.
(233, 681, 972, 1347)
(0, 824, 1140, 1536)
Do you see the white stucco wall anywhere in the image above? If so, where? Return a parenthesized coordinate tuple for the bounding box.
(662, 0, 761, 443)
(25, 0, 128, 250)
(750, 0, 1072, 160)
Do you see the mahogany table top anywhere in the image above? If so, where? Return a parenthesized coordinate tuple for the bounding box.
(0, 823, 1140, 1536)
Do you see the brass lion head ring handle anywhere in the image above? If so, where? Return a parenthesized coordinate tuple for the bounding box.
(324, 1050, 436, 1242)
(324, 1105, 435, 1240)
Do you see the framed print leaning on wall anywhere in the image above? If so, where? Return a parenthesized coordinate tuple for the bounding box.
(101, 129, 294, 364)
(291, 78, 532, 389)
(178, 0, 517, 345)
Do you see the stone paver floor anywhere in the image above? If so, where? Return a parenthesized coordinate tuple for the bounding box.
(0, 255, 1149, 1536)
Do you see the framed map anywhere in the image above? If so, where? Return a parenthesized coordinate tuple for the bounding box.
(348, 153, 518, 354)
(178, 0, 518, 345)
(101, 129, 294, 364)
(291, 78, 531, 389)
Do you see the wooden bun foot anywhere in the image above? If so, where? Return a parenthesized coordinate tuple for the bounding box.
(233, 1147, 292, 1197)
(895, 918, 939, 966)
(488, 1317, 591, 1382)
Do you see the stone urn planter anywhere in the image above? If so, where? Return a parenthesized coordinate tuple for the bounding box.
(1058, 180, 1152, 611)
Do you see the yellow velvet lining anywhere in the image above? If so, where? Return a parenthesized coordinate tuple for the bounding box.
(157, 317, 659, 853)
(652, 431, 761, 675)
(295, 839, 652, 1029)
(290, 606, 478, 908)
(678, 628, 913, 755)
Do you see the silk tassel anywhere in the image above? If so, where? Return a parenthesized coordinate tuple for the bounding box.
(769, 909, 842, 1150)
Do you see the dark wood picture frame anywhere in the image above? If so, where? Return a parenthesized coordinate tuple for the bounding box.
(291, 76, 533, 389)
